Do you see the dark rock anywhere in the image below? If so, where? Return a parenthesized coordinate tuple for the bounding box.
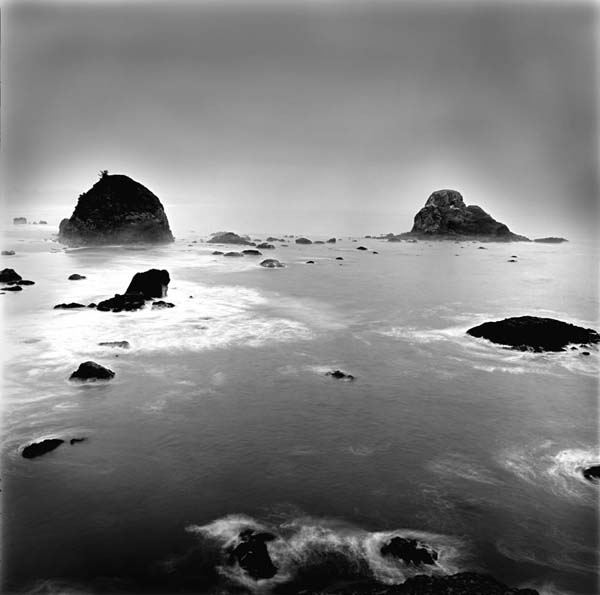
(582, 351, 590, 356)
(380, 536, 437, 566)
(224, 251, 244, 257)
(87, 303, 97, 308)
(260, 259, 284, 268)
(507, 259, 517, 262)
(70, 438, 87, 445)
(2, 285, 23, 292)
(54, 302, 87, 309)
(467, 316, 600, 352)
(326, 238, 337, 243)
(242, 249, 263, 256)
(99, 341, 130, 349)
(306, 260, 315, 264)
(68, 274, 87, 280)
(266, 237, 284, 242)
(314, 240, 325, 244)
(58, 174, 174, 245)
(257, 243, 275, 250)
(69, 361, 115, 381)
(13, 217, 27, 225)
(96, 293, 146, 312)
(373, 251, 378, 254)
(0, 268, 22, 283)
(152, 300, 175, 309)
(1, 250, 15, 256)
(212, 251, 224, 255)
(478, 246, 487, 249)
(534, 237, 568, 243)
(356, 246, 368, 251)
(582, 465, 600, 482)
(326, 370, 355, 381)
(125, 269, 169, 298)
(296, 237, 312, 245)
(22, 439, 64, 459)
(401, 189, 528, 241)
(335, 257, 344, 261)
(16, 280, 35, 286)
(208, 232, 253, 245)
(228, 530, 277, 580)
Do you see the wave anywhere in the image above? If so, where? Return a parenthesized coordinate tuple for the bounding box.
(185, 514, 467, 591)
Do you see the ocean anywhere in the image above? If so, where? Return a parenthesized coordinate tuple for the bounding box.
(1, 222, 598, 595)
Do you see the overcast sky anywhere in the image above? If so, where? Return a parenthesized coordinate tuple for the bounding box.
(2, 0, 598, 238)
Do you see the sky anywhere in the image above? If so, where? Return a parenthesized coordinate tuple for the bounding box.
(1, 0, 598, 238)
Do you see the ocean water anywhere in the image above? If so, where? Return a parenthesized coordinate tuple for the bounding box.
(1, 223, 598, 595)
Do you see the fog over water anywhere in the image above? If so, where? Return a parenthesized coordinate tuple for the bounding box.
(2, 0, 598, 239)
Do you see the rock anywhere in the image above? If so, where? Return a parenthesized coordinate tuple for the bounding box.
(373, 251, 378, 254)
(356, 246, 368, 251)
(0, 268, 22, 283)
(39, 220, 47, 225)
(306, 260, 315, 264)
(227, 530, 277, 580)
(212, 251, 224, 255)
(68, 274, 87, 280)
(314, 240, 325, 244)
(1, 250, 15, 256)
(22, 439, 64, 459)
(257, 243, 275, 250)
(58, 173, 174, 245)
(326, 238, 337, 243)
(295, 237, 312, 245)
(54, 302, 87, 309)
(395, 572, 539, 595)
(87, 303, 97, 308)
(152, 300, 175, 309)
(507, 259, 517, 262)
(335, 257, 344, 260)
(98, 341, 130, 348)
(326, 370, 355, 381)
(266, 237, 284, 242)
(534, 237, 568, 243)
(467, 316, 600, 352)
(2, 285, 23, 292)
(582, 351, 590, 356)
(69, 361, 115, 381)
(478, 246, 487, 249)
(582, 465, 600, 482)
(400, 189, 529, 241)
(125, 269, 170, 298)
(208, 232, 254, 245)
(224, 251, 244, 257)
(70, 438, 87, 445)
(242, 249, 263, 256)
(96, 293, 146, 312)
(260, 259, 284, 268)
(16, 280, 35, 286)
(13, 217, 27, 225)
(380, 536, 437, 566)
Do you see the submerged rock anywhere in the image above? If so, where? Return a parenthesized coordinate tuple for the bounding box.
(98, 341, 130, 349)
(356, 246, 368, 251)
(260, 259, 284, 268)
(58, 173, 174, 245)
(257, 243, 275, 250)
(326, 370, 355, 381)
(335, 257, 344, 261)
(22, 439, 64, 459)
(1, 250, 15, 256)
(467, 316, 600, 352)
(296, 237, 313, 245)
(70, 438, 87, 445)
(208, 232, 253, 245)
(582, 465, 600, 482)
(0, 268, 22, 283)
(68, 273, 87, 280)
(13, 217, 27, 225)
(54, 302, 87, 309)
(125, 269, 170, 298)
(380, 536, 437, 566)
(212, 251, 224, 255)
(224, 251, 244, 257)
(69, 361, 115, 381)
(242, 249, 263, 256)
(227, 530, 277, 580)
(534, 237, 568, 243)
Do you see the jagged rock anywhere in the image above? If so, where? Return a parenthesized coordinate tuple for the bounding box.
(582, 465, 600, 482)
(1, 250, 15, 256)
(296, 238, 312, 245)
(401, 190, 528, 241)
(208, 232, 254, 245)
(467, 316, 600, 352)
(98, 341, 130, 349)
(326, 370, 355, 381)
(152, 300, 175, 309)
(68, 274, 86, 280)
(54, 303, 87, 309)
(260, 259, 284, 268)
(22, 439, 64, 459)
(257, 243, 275, 250)
(0, 268, 22, 283)
(69, 361, 115, 381)
(227, 530, 277, 580)
(224, 251, 244, 257)
(242, 249, 263, 256)
(125, 269, 169, 298)
(96, 293, 146, 312)
(58, 174, 174, 245)
(380, 537, 437, 566)
(534, 237, 568, 243)
(13, 217, 27, 225)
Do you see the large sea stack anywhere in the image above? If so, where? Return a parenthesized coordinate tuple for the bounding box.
(394, 189, 529, 241)
(59, 173, 174, 245)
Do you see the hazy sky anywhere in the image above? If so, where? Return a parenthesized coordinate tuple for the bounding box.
(2, 0, 598, 238)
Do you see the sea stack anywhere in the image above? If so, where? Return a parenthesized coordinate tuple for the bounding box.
(58, 173, 174, 245)
(396, 189, 529, 241)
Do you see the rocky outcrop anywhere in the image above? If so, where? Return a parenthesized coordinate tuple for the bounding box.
(467, 316, 599, 352)
(208, 232, 254, 245)
(397, 190, 529, 241)
(296, 238, 312, 245)
(227, 530, 278, 580)
(0, 268, 22, 283)
(69, 361, 115, 381)
(59, 174, 174, 245)
(125, 269, 169, 298)
(96, 293, 146, 312)
(534, 237, 568, 243)
(582, 465, 600, 482)
(266, 237, 284, 242)
(260, 259, 284, 268)
(380, 537, 437, 566)
(22, 439, 64, 459)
